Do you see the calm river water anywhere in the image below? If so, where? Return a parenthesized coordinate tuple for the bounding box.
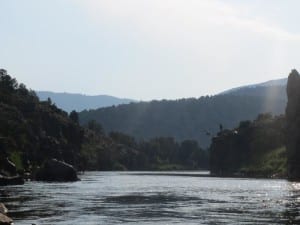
(1, 171, 300, 225)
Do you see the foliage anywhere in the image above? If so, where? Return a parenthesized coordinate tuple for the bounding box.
(0, 69, 84, 173)
(210, 113, 286, 177)
(79, 93, 286, 148)
(240, 147, 287, 177)
(81, 129, 209, 171)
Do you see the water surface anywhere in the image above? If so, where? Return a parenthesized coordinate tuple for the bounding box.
(1, 171, 300, 224)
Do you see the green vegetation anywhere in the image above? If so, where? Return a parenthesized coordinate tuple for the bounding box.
(79, 91, 286, 148)
(81, 130, 209, 171)
(0, 69, 208, 174)
(240, 147, 287, 178)
(210, 113, 286, 178)
(0, 69, 84, 174)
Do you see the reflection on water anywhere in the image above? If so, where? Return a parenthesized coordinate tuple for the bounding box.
(1, 172, 300, 225)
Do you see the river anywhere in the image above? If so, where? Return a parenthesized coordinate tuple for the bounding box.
(1, 171, 300, 225)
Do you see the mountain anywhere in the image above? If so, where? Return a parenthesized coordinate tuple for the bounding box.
(79, 94, 286, 148)
(37, 91, 135, 113)
(219, 78, 287, 96)
(78, 77, 288, 148)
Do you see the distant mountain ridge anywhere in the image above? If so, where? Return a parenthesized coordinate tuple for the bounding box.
(37, 91, 135, 113)
(220, 78, 287, 95)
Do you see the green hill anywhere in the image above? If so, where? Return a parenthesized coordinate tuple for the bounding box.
(0, 69, 84, 173)
(79, 92, 286, 148)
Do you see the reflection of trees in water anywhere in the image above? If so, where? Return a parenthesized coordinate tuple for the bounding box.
(283, 183, 300, 224)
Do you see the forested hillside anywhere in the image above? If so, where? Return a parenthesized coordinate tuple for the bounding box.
(210, 114, 286, 178)
(79, 93, 286, 147)
(0, 69, 208, 175)
(0, 69, 84, 174)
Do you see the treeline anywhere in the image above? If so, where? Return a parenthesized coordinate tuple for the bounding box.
(79, 91, 286, 148)
(210, 113, 286, 178)
(81, 127, 209, 171)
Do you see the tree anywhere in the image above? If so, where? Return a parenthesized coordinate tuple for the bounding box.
(87, 120, 103, 134)
(69, 110, 79, 124)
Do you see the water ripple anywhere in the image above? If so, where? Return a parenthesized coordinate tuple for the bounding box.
(0, 172, 300, 224)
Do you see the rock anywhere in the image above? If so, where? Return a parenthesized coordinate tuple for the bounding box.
(0, 203, 13, 225)
(0, 175, 24, 186)
(35, 159, 79, 182)
(286, 69, 300, 180)
(0, 204, 7, 214)
(0, 213, 13, 225)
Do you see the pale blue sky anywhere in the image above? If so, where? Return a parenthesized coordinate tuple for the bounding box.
(1, 0, 300, 100)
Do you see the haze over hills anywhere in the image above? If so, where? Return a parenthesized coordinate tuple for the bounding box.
(78, 77, 288, 148)
(37, 91, 135, 113)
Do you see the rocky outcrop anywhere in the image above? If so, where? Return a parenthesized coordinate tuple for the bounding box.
(0, 203, 13, 225)
(286, 69, 300, 180)
(35, 159, 79, 182)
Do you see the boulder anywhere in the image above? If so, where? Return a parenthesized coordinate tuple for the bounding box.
(0, 204, 8, 214)
(35, 159, 79, 182)
(0, 203, 13, 225)
(0, 213, 13, 225)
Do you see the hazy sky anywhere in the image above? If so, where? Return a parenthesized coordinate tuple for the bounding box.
(1, 0, 300, 100)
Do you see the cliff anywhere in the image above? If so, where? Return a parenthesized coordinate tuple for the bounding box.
(286, 69, 300, 180)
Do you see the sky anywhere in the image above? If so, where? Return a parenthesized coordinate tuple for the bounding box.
(1, 0, 300, 101)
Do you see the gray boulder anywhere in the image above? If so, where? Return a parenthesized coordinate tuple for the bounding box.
(0, 213, 13, 225)
(0, 204, 7, 215)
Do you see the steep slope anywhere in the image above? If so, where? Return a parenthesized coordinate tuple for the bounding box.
(37, 91, 135, 113)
